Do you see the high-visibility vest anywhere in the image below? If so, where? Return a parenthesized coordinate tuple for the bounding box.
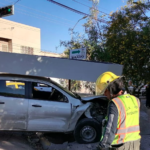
(101, 94, 141, 145)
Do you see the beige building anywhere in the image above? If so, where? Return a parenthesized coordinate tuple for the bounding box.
(0, 18, 62, 57)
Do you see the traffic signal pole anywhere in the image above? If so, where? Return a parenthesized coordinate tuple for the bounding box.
(0, 5, 14, 18)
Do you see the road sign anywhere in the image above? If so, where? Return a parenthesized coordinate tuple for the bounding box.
(0, 5, 14, 18)
(70, 47, 86, 60)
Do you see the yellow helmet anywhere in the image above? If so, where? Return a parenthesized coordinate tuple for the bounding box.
(96, 72, 120, 95)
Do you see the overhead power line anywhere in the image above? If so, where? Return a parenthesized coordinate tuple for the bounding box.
(14, 0, 20, 5)
(16, 8, 74, 27)
(0, 43, 61, 54)
(47, 0, 89, 16)
(47, 0, 108, 23)
(75, 0, 111, 13)
(82, 0, 91, 4)
(0, 1, 76, 28)
(16, 2, 75, 23)
(3, 0, 75, 23)
(72, 0, 109, 16)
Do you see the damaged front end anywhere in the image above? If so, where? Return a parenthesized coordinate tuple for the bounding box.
(68, 95, 108, 132)
(72, 95, 109, 143)
(82, 95, 108, 123)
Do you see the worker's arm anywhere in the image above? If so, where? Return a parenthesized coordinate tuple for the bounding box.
(99, 101, 118, 149)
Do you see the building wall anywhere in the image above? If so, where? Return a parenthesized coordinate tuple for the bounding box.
(0, 18, 41, 55)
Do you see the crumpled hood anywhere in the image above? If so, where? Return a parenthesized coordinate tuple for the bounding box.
(81, 95, 108, 102)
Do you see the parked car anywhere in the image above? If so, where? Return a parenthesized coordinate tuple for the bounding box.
(128, 85, 147, 96)
(0, 73, 108, 143)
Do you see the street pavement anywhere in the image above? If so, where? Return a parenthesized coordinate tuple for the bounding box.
(0, 132, 33, 150)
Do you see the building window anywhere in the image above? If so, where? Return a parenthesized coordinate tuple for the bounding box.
(21, 46, 34, 55)
(2, 45, 8, 52)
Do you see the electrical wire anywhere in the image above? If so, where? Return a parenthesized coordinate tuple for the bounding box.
(0, 1, 77, 28)
(0, 49, 62, 55)
(16, 8, 74, 27)
(82, 0, 111, 12)
(82, 0, 91, 3)
(47, 0, 108, 23)
(11, 43, 60, 54)
(72, 0, 109, 16)
(47, 0, 89, 16)
(14, 0, 20, 5)
(2, 0, 107, 25)
(17, 3, 75, 23)
(0, 43, 62, 54)
(0, 19, 40, 32)
(3, 0, 74, 23)
(71, 0, 110, 22)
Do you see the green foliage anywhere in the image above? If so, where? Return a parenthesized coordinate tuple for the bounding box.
(104, 0, 150, 96)
(71, 80, 81, 91)
(60, 0, 150, 95)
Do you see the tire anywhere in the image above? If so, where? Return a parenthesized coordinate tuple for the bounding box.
(74, 118, 102, 144)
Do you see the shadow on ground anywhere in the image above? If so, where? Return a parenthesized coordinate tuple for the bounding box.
(0, 132, 33, 150)
(43, 132, 75, 144)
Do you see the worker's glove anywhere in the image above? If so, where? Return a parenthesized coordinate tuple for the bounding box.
(102, 119, 107, 127)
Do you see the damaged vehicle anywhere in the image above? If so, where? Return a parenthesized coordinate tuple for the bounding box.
(0, 73, 108, 143)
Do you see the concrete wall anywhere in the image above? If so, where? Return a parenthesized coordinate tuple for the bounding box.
(0, 52, 123, 82)
(40, 51, 63, 57)
(0, 18, 41, 55)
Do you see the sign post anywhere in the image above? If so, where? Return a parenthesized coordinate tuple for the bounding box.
(68, 47, 86, 90)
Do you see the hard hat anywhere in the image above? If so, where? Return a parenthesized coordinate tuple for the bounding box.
(96, 72, 120, 95)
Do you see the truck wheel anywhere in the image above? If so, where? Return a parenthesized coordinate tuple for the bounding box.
(74, 118, 101, 144)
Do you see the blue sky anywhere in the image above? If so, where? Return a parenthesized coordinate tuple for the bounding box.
(0, 0, 129, 53)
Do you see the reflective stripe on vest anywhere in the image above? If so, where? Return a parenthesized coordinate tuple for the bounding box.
(111, 95, 141, 145)
(117, 125, 140, 134)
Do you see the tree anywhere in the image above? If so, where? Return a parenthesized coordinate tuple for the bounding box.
(60, 0, 109, 61)
(104, 0, 150, 95)
(59, 0, 110, 93)
(60, 0, 109, 93)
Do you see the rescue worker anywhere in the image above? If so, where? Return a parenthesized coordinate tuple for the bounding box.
(95, 72, 141, 150)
